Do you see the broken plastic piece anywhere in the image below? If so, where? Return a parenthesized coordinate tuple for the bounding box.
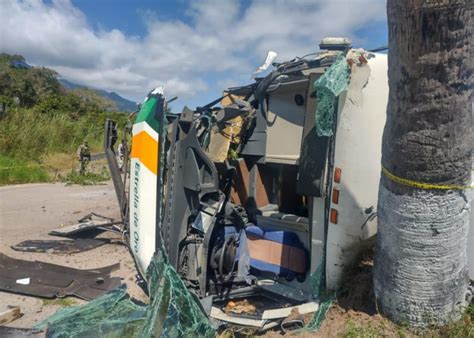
(150, 85, 164, 96)
(253, 51, 277, 78)
(0, 306, 22, 326)
(262, 302, 318, 320)
(15, 278, 30, 285)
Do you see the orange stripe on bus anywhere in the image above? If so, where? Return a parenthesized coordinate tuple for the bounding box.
(130, 131, 159, 175)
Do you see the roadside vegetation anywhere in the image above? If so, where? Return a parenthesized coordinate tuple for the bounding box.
(0, 54, 129, 185)
(0, 154, 50, 185)
(62, 167, 111, 186)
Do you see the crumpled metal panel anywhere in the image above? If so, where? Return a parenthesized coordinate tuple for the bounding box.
(0, 253, 121, 300)
(11, 239, 107, 254)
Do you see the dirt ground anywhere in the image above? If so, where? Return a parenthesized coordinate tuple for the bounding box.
(0, 181, 147, 329)
(263, 245, 473, 338)
(308, 254, 404, 338)
(261, 247, 404, 338)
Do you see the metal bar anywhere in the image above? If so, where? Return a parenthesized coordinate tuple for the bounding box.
(104, 119, 127, 221)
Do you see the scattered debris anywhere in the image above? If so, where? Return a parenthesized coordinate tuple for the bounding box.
(281, 308, 305, 333)
(16, 278, 30, 285)
(11, 239, 108, 254)
(224, 299, 256, 315)
(0, 306, 22, 326)
(0, 253, 121, 300)
(210, 307, 266, 329)
(262, 302, 319, 320)
(34, 251, 214, 337)
(48, 213, 121, 237)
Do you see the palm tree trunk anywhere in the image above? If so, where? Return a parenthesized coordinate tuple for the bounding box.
(374, 0, 472, 327)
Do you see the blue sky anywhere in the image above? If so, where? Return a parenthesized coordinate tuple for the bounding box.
(1, 0, 387, 110)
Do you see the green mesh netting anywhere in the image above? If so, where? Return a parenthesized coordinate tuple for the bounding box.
(141, 250, 214, 337)
(34, 246, 333, 336)
(315, 55, 350, 136)
(304, 262, 335, 331)
(34, 287, 146, 337)
(35, 250, 215, 338)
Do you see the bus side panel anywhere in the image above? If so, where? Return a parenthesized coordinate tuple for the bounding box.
(326, 54, 388, 290)
(129, 96, 163, 276)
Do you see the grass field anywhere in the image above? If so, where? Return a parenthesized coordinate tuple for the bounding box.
(0, 107, 128, 185)
(0, 155, 50, 185)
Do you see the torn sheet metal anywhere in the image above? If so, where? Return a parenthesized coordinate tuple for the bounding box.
(48, 212, 121, 237)
(11, 239, 108, 254)
(0, 253, 121, 300)
(48, 220, 114, 237)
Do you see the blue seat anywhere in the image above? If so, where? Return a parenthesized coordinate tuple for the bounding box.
(244, 225, 308, 278)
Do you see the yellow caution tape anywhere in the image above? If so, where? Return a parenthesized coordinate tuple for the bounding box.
(381, 165, 474, 190)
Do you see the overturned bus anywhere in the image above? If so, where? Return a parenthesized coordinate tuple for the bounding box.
(107, 38, 389, 328)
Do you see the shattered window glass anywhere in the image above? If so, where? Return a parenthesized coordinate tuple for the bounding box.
(315, 55, 350, 136)
(35, 250, 215, 338)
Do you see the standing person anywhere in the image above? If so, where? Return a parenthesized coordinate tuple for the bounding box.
(77, 140, 91, 174)
(117, 138, 127, 172)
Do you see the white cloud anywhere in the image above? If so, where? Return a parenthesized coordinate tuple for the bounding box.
(0, 0, 386, 104)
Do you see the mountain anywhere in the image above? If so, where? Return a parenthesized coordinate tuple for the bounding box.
(57, 78, 82, 90)
(59, 79, 136, 112)
(9, 58, 31, 69)
(0, 53, 136, 112)
(93, 89, 136, 112)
